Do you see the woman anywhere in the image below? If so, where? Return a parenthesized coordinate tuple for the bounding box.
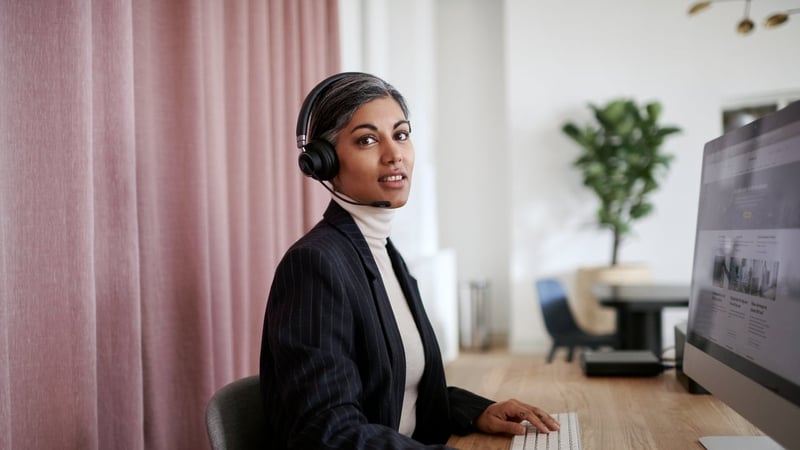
(260, 72, 558, 449)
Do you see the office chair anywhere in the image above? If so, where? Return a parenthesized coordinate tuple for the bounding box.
(536, 278, 619, 363)
(205, 375, 269, 450)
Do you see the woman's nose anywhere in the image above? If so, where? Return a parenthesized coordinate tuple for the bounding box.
(383, 141, 403, 164)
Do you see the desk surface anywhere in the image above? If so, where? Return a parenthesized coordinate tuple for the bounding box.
(593, 283, 690, 306)
(446, 352, 763, 449)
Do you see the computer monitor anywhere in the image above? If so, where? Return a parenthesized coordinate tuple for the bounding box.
(684, 100, 800, 450)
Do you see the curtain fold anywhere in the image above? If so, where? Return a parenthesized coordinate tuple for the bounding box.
(0, 1, 338, 449)
(91, 1, 145, 449)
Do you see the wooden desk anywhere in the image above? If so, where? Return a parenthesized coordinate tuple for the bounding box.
(592, 283, 690, 356)
(446, 352, 763, 450)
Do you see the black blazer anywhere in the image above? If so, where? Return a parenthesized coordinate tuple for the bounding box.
(260, 201, 493, 449)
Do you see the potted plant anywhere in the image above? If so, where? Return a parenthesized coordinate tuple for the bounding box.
(562, 98, 681, 265)
(561, 98, 681, 333)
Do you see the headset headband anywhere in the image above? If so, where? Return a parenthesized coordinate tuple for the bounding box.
(295, 72, 366, 149)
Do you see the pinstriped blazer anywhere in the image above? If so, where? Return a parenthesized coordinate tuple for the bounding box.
(260, 201, 493, 449)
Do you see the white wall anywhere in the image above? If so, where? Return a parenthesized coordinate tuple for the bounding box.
(435, 0, 510, 342)
(343, 0, 800, 353)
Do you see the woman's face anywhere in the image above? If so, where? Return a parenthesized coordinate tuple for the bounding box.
(331, 96, 414, 208)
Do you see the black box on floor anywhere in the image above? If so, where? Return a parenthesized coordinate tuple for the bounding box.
(580, 350, 663, 377)
(674, 322, 709, 394)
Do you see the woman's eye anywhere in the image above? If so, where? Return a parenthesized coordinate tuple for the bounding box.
(395, 130, 410, 141)
(357, 135, 377, 146)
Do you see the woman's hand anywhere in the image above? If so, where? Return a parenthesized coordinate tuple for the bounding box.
(474, 399, 560, 435)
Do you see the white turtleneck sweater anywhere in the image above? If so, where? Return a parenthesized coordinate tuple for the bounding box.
(332, 195, 425, 437)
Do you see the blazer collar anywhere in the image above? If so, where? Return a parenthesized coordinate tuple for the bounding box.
(323, 200, 379, 279)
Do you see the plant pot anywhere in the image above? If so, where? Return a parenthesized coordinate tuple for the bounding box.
(572, 264, 653, 334)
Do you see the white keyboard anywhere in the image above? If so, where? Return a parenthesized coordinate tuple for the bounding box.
(510, 412, 582, 450)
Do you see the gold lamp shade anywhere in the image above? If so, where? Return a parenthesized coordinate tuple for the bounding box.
(765, 9, 800, 27)
(765, 13, 789, 27)
(737, 17, 755, 33)
(688, 2, 712, 15)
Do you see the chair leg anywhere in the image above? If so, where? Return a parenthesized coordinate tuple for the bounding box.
(566, 346, 575, 362)
(547, 345, 556, 363)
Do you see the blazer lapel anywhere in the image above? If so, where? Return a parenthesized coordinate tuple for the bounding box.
(323, 201, 405, 374)
(386, 238, 442, 364)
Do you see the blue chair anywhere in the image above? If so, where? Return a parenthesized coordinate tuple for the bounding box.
(536, 278, 619, 363)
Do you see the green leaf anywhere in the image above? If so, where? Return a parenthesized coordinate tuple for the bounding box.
(646, 102, 662, 122)
(562, 123, 580, 140)
(629, 202, 653, 219)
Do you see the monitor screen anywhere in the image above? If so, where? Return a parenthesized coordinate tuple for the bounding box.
(684, 100, 800, 450)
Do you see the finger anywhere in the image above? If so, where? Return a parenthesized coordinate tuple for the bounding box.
(488, 415, 528, 435)
(477, 405, 532, 435)
(521, 409, 560, 433)
(540, 414, 560, 431)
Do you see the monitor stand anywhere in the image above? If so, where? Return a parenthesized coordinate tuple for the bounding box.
(699, 436, 784, 450)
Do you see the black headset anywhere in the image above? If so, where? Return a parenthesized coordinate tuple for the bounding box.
(295, 72, 365, 181)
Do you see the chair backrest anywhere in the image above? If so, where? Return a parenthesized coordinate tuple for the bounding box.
(205, 375, 269, 450)
(535, 278, 583, 337)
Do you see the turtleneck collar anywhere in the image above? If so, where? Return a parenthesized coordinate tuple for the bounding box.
(332, 193, 395, 242)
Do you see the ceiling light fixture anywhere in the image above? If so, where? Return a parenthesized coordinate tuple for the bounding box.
(765, 8, 800, 27)
(737, 0, 754, 34)
(687, 0, 799, 34)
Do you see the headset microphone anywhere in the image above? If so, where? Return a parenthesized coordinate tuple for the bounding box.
(316, 180, 391, 208)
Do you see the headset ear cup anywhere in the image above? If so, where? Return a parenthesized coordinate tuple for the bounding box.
(298, 139, 338, 181)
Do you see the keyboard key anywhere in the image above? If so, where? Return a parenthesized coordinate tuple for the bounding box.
(509, 412, 582, 450)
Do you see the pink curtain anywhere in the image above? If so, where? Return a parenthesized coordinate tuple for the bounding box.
(0, 1, 337, 449)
